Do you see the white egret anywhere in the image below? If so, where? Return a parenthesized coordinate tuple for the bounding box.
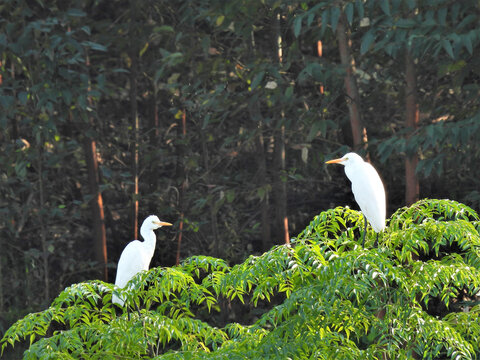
(112, 215, 172, 306)
(325, 152, 386, 247)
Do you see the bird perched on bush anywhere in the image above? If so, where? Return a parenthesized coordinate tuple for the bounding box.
(112, 215, 172, 306)
(326, 152, 386, 247)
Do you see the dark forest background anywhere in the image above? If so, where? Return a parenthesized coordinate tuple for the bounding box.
(1, 0, 480, 335)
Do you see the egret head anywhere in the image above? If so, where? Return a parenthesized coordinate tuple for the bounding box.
(142, 215, 173, 231)
(325, 152, 363, 167)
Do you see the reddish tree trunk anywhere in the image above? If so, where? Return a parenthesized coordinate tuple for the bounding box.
(130, 0, 139, 239)
(405, 51, 420, 205)
(317, 41, 324, 94)
(84, 138, 108, 281)
(336, 12, 368, 151)
(84, 52, 108, 281)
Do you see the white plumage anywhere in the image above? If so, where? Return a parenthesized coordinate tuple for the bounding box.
(112, 215, 172, 306)
(326, 152, 386, 246)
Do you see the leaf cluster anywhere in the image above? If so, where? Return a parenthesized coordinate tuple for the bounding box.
(2, 199, 480, 359)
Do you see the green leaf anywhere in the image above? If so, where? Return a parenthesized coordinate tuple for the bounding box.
(355, 0, 364, 19)
(345, 3, 354, 26)
(396, 18, 416, 28)
(405, 0, 415, 10)
(330, 7, 340, 32)
(437, 7, 447, 26)
(360, 29, 375, 54)
(462, 34, 473, 55)
(18, 91, 29, 105)
(380, 0, 390, 16)
(285, 86, 294, 99)
(293, 15, 303, 38)
(321, 8, 330, 34)
(250, 71, 265, 90)
(307, 121, 325, 142)
(0, 95, 14, 110)
(216, 15, 225, 27)
(81, 41, 107, 52)
(153, 25, 174, 33)
(66, 8, 86, 17)
(442, 39, 454, 59)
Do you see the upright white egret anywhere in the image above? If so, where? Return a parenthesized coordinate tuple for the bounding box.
(112, 215, 172, 306)
(325, 152, 386, 247)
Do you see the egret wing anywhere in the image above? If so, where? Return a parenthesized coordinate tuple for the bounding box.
(114, 240, 149, 288)
(348, 163, 386, 232)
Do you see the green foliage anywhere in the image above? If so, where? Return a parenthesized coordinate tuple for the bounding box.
(3, 0, 480, 354)
(2, 199, 480, 359)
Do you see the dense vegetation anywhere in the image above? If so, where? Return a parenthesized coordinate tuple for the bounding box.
(2, 0, 480, 357)
(2, 199, 480, 358)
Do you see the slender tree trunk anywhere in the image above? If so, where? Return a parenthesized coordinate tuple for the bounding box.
(84, 52, 108, 281)
(153, 84, 160, 138)
(405, 50, 420, 205)
(0, 239, 2, 312)
(317, 41, 324, 95)
(0, 61, 5, 310)
(273, 11, 290, 245)
(176, 110, 187, 265)
(247, 30, 272, 251)
(200, 130, 220, 257)
(8, 62, 19, 140)
(0, 235, 2, 312)
(336, 12, 368, 151)
(255, 121, 271, 251)
(273, 125, 289, 245)
(37, 146, 50, 302)
(84, 137, 108, 281)
(130, 0, 139, 239)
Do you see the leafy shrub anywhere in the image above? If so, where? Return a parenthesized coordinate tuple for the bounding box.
(2, 199, 480, 359)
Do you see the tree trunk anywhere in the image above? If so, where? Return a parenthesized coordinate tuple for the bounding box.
(37, 147, 51, 303)
(273, 125, 289, 245)
(405, 50, 420, 205)
(336, 12, 368, 151)
(255, 122, 271, 251)
(83, 138, 108, 281)
(130, 0, 139, 239)
(153, 83, 160, 139)
(84, 51, 108, 281)
(175, 110, 187, 265)
(7, 62, 19, 140)
(317, 41, 324, 94)
(273, 10, 290, 245)
(247, 29, 272, 251)
(200, 130, 220, 257)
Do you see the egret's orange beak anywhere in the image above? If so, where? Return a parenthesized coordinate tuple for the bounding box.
(155, 221, 172, 227)
(325, 158, 344, 164)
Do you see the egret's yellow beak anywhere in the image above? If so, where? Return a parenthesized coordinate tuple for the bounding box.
(325, 158, 344, 164)
(155, 221, 172, 227)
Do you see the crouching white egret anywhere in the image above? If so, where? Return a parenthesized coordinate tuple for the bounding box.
(112, 215, 172, 306)
(325, 152, 386, 247)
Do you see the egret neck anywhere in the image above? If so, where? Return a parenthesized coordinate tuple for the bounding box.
(140, 221, 158, 259)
